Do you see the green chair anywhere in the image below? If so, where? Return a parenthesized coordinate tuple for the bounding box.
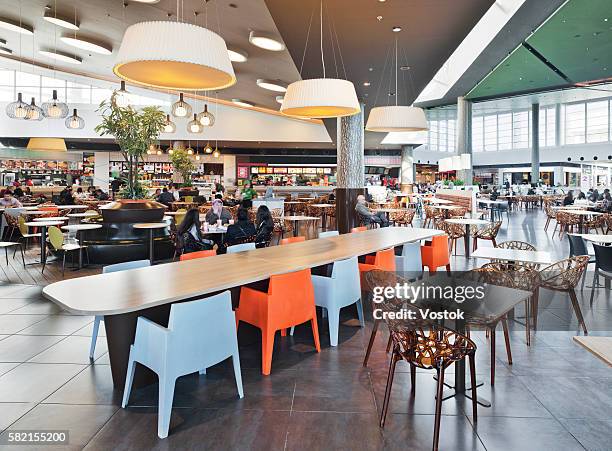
(48, 226, 85, 276)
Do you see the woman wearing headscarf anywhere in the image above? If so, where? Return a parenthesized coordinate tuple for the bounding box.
(204, 198, 232, 225)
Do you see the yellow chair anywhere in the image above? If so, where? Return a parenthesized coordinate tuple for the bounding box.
(48, 226, 84, 276)
(18, 215, 41, 250)
(174, 208, 187, 227)
(183, 196, 194, 203)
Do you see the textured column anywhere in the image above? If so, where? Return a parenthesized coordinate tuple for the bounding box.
(400, 145, 415, 192)
(93, 151, 110, 192)
(531, 103, 540, 184)
(456, 96, 473, 183)
(336, 105, 365, 233)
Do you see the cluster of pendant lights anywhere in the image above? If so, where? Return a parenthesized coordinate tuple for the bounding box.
(6, 90, 84, 130)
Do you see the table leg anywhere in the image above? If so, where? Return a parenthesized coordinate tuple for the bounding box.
(78, 233, 84, 269)
(490, 207, 494, 222)
(40, 226, 47, 267)
(148, 229, 155, 264)
(464, 224, 470, 257)
(293, 221, 299, 237)
(322, 211, 327, 231)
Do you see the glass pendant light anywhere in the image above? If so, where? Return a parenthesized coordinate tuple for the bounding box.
(41, 89, 69, 118)
(186, 147, 194, 155)
(112, 81, 131, 108)
(195, 151, 201, 161)
(212, 147, 221, 158)
(204, 142, 213, 154)
(197, 104, 215, 126)
(163, 114, 176, 133)
(25, 98, 43, 121)
(187, 114, 203, 133)
(6, 93, 29, 119)
(65, 108, 85, 129)
(171, 93, 192, 118)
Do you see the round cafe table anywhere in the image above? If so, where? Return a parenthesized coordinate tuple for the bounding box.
(61, 224, 103, 269)
(445, 218, 489, 257)
(309, 203, 334, 230)
(33, 216, 69, 222)
(24, 220, 65, 268)
(282, 215, 320, 237)
(133, 222, 169, 264)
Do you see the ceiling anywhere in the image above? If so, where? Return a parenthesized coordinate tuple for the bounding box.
(468, 0, 612, 99)
(0, 0, 298, 111)
(264, 0, 495, 149)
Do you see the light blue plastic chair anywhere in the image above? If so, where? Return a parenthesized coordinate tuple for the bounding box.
(226, 242, 256, 253)
(310, 256, 364, 346)
(319, 230, 339, 238)
(122, 290, 243, 439)
(89, 260, 151, 359)
(395, 242, 423, 277)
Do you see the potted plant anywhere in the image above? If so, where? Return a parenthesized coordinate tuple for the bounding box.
(169, 147, 196, 187)
(95, 93, 166, 199)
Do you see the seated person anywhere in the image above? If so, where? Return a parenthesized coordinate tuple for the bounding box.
(95, 189, 109, 200)
(157, 187, 175, 206)
(58, 187, 74, 205)
(75, 187, 89, 200)
(224, 207, 256, 247)
(602, 192, 612, 212)
(153, 188, 162, 200)
(254, 205, 274, 248)
(205, 199, 232, 225)
(13, 186, 24, 198)
(355, 194, 389, 227)
(574, 192, 588, 205)
(176, 208, 213, 253)
(0, 191, 22, 208)
(562, 191, 574, 206)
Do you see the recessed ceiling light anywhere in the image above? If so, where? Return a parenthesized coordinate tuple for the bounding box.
(256, 78, 287, 92)
(61, 36, 112, 55)
(363, 82, 371, 86)
(0, 17, 33, 35)
(377, 16, 383, 21)
(38, 49, 82, 64)
(227, 46, 248, 63)
(392, 26, 402, 32)
(249, 31, 285, 51)
(400, 65, 410, 71)
(275, 95, 284, 104)
(43, 11, 79, 30)
(130, 0, 161, 3)
(232, 98, 255, 108)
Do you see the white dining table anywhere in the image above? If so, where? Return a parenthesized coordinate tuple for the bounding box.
(471, 247, 553, 265)
(445, 218, 489, 257)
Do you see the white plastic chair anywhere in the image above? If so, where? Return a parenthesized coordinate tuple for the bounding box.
(121, 290, 243, 438)
(89, 260, 151, 359)
(310, 256, 364, 346)
(395, 242, 423, 277)
(319, 230, 339, 238)
(226, 242, 256, 253)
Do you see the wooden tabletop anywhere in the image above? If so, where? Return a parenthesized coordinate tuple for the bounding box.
(43, 227, 443, 316)
(471, 247, 553, 265)
(133, 222, 169, 229)
(477, 199, 507, 205)
(427, 198, 454, 205)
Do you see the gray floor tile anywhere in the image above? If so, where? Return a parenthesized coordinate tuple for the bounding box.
(0, 402, 36, 432)
(0, 363, 86, 403)
(28, 336, 107, 364)
(17, 315, 93, 336)
(0, 315, 49, 334)
(559, 418, 612, 451)
(0, 335, 64, 363)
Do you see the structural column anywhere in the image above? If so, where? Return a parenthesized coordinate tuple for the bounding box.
(93, 151, 110, 192)
(456, 96, 473, 183)
(400, 145, 415, 192)
(531, 103, 540, 184)
(336, 105, 365, 234)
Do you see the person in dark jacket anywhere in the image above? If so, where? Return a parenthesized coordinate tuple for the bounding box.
(225, 207, 256, 247)
(176, 208, 213, 253)
(562, 190, 574, 206)
(254, 205, 274, 248)
(157, 187, 175, 206)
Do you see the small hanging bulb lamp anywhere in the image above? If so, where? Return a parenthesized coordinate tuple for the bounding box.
(187, 113, 203, 133)
(171, 93, 192, 118)
(197, 104, 215, 126)
(163, 114, 176, 133)
(186, 147, 194, 155)
(112, 81, 131, 108)
(65, 108, 85, 129)
(6, 93, 29, 119)
(41, 90, 69, 118)
(204, 142, 213, 154)
(212, 146, 220, 158)
(25, 98, 44, 121)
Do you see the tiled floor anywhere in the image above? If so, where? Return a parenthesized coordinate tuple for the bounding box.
(0, 208, 610, 450)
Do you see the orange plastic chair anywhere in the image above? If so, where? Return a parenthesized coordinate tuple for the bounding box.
(421, 234, 451, 274)
(180, 249, 216, 261)
(351, 226, 367, 233)
(280, 236, 306, 245)
(236, 269, 320, 375)
(358, 248, 396, 290)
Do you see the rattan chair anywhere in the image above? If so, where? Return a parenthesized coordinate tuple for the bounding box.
(556, 211, 580, 237)
(538, 256, 589, 334)
(543, 202, 557, 231)
(436, 219, 466, 255)
(423, 205, 443, 228)
(471, 221, 502, 251)
(389, 209, 415, 227)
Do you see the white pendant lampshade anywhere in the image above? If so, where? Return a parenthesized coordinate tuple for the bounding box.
(460, 153, 471, 170)
(281, 78, 360, 119)
(113, 21, 236, 91)
(451, 155, 462, 171)
(366, 105, 428, 132)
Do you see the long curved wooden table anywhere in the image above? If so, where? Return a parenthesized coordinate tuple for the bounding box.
(43, 227, 443, 388)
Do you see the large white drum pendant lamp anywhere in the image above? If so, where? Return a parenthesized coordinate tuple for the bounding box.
(113, 21, 236, 91)
(281, 78, 360, 118)
(366, 105, 428, 132)
(280, 1, 359, 119)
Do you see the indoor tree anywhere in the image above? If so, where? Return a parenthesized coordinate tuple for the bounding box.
(169, 147, 196, 187)
(95, 92, 166, 199)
